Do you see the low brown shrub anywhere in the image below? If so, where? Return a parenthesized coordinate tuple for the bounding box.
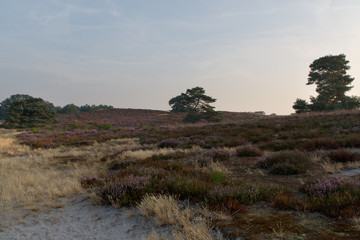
(327, 149, 360, 163)
(236, 145, 263, 157)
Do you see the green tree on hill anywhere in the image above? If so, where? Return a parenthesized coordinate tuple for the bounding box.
(58, 104, 80, 114)
(0, 94, 31, 120)
(3, 97, 57, 128)
(293, 54, 360, 113)
(169, 86, 222, 123)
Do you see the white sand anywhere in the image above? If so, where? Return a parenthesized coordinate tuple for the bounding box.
(0, 196, 172, 240)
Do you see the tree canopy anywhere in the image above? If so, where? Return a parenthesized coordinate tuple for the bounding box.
(293, 54, 360, 113)
(0, 94, 31, 120)
(57, 103, 114, 114)
(58, 104, 80, 114)
(169, 87, 222, 122)
(3, 97, 57, 128)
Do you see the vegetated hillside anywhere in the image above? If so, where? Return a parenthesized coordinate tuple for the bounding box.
(11, 109, 360, 239)
(55, 108, 268, 129)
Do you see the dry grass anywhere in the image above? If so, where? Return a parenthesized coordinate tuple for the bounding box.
(0, 129, 138, 211)
(172, 220, 216, 240)
(311, 152, 360, 174)
(123, 148, 181, 160)
(270, 221, 286, 239)
(0, 129, 31, 156)
(138, 194, 228, 240)
(310, 153, 344, 174)
(344, 161, 360, 170)
(320, 160, 344, 174)
(138, 194, 181, 226)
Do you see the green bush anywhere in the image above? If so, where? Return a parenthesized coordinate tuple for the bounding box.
(31, 127, 40, 133)
(211, 172, 224, 183)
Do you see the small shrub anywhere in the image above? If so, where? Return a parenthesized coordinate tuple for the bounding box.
(151, 151, 187, 161)
(211, 149, 231, 162)
(80, 176, 104, 188)
(271, 191, 303, 211)
(327, 149, 360, 163)
(141, 123, 151, 130)
(303, 176, 360, 198)
(84, 125, 94, 130)
(97, 174, 152, 206)
(236, 145, 263, 157)
(207, 183, 276, 205)
(258, 151, 310, 175)
(164, 176, 212, 200)
(31, 127, 39, 133)
(157, 138, 185, 148)
(340, 134, 360, 148)
(303, 176, 360, 217)
(211, 172, 224, 183)
(300, 138, 339, 151)
(70, 120, 79, 130)
(98, 123, 112, 131)
(260, 140, 297, 151)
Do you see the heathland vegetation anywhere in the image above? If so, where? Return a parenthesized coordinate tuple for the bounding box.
(2, 109, 360, 239)
(1, 54, 360, 239)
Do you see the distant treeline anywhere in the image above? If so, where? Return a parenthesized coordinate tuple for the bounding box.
(56, 103, 113, 114)
(0, 94, 113, 121)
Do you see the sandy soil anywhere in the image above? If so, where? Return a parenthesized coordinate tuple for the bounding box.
(0, 196, 172, 240)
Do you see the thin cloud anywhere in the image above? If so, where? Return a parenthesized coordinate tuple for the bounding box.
(217, 8, 279, 18)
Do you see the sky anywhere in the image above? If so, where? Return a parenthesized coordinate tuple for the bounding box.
(1, 0, 360, 115)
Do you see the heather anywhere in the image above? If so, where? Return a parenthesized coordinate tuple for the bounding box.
(327, 149, 360, 163)
(257, 151, 311, 175)
(80, 148, 276, 208)
(4, 109, 360, 239)
(303, 176, 360, 217)
(16, 109, 360, 152)
(236, 145, 263, 157)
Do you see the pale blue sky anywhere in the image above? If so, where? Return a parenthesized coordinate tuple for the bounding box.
(1, 0, 360, 114)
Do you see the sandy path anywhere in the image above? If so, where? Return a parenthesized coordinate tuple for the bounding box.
(0, 196, 172, 240)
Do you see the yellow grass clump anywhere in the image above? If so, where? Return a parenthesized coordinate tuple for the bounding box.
(0, 129, 31, 156)
(138, 194, 229, 240)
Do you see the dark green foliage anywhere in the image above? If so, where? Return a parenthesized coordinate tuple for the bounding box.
(3, 97, 57, 128)
(79, 104, 113, 112)
(57, 104, 114, 114)
(211, 171, 224, 183)
(97, 123, 112, 131)
(183, 111, 202, 123)
(0, 94, 31, 120)
(258, 151, 310, 175)
(293, 98, 310, 114)
(293, 54, 360, 113)
(169, 87, 222, 123)
(168, 94, 188, 112)
(58, 104, 80, 114)
(200, 108, 223, 122)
